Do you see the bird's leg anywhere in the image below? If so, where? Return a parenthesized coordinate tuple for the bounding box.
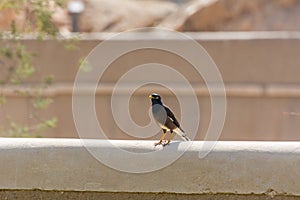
(163, 130, 174, 146)
(155, 129, 167, 146)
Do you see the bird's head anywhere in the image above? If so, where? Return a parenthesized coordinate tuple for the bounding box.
(149, 93, 162, 105)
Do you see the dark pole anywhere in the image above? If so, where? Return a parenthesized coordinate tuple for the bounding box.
(68, 0, 84, 32)
(71, 13, 80, 32)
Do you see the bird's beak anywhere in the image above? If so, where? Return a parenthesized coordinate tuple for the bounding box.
(149, 95, 153, 99)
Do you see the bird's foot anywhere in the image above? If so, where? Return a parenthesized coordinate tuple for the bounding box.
(155, 140, 171, 147)
(154, 140, 163, 146)
(162, 141, 170, 147)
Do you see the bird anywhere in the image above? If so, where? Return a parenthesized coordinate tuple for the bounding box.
(149, 93, 190, 146)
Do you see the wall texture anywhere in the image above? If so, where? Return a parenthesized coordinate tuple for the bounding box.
(1, 32, 300, 140)
(0, 138, 300, 199)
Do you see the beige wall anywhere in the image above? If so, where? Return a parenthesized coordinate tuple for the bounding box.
(1, 32, 300, 140)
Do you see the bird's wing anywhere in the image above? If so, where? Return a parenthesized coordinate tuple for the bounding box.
(164, 106, 181, 128)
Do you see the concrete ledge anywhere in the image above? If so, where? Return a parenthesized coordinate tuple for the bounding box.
(1, 138, 300, 197)
(3, 83, 300, 97)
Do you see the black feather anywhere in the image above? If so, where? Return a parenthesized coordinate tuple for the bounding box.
(164, 106, 182, 130)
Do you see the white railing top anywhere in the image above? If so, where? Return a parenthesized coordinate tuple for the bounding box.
(0, 138, 299, 196)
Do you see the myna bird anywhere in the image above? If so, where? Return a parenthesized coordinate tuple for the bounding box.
(149, 93, 190, 146)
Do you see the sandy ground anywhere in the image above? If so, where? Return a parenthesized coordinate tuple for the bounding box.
(0, 190, 300, 200)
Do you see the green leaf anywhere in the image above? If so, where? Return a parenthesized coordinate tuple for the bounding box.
(43, 75, 54, 85)
(44, 118, 57, 128)
(0, 95, 6, 105)
(10, 20, 17, 35)
(1, 47, 13, 59)
(79, 58, 93, 72)
(32, 97, 53, 109)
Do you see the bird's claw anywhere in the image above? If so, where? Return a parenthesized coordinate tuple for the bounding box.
(154, 141, 163, 146)
(154, 140, 171, 147)
(162, 141, 170, 147)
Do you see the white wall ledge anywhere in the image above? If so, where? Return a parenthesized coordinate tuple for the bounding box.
(0, 138, 300, 196)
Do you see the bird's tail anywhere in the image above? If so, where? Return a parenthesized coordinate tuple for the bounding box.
(175, 128, 190, 141)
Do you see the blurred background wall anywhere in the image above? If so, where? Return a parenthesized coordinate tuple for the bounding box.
(1, 0, 300, 140)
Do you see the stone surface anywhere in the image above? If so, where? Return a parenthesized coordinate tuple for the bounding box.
(160, 0, 300, 31)
(0, 0, 177, 33)
(79, 0, 177, 32)
(0, 1, 68, 33)
(2, 0, 300, 33)
(0, 190, 299, 200)
(1, 138, 300, 196)
(0, 8, 25, 31)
